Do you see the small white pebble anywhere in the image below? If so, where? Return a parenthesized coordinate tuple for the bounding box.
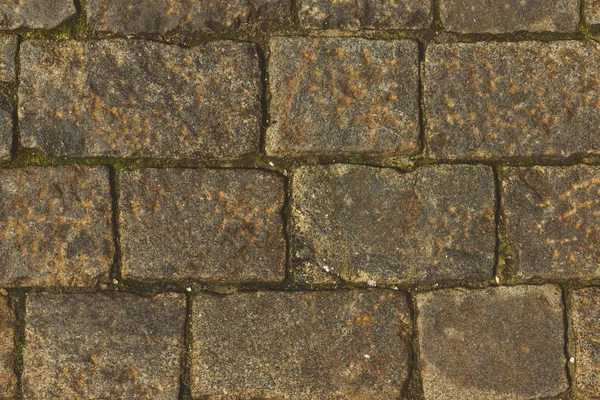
(268, 161, 275, 167)
(392, 286, 399, 291)
(570, 357, 575, 363)
(366, 280, 377, 287)
(495, 276, 500, 284)
(186, 287, 192, 292)
(112, 279, 119, 285)
(322, 265, 331, 273)
(363, 354, 371, 359)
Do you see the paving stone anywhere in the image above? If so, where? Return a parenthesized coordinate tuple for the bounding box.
(572, 287, 600, 397)
(0, 0, 76, 30)
(439, 0, 579, 33)
(0, 35, 17, 161)
(267, 37, 420, 156)
(299, 0, 430, 29)
(191, 290, 411, 399)
(425, 41, 600, 160)
(417, 285, 568, 400)
(86, 0, 291, 34)
(586, 0, 600, 25)
(501, 166, 600, 279)
(291, 164, 495, 285)
(0, 296, 16, 398)
(120, 168, 286, 282)
(23, 292, 186, 399)
(0, 36, 17, 82)
(19, 40, 261, 158)
(0, 166, 113, 287)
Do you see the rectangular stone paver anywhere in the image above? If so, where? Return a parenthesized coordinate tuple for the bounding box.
(501, 166, 600, 279)
(23, 292, 186, 399)
(0, 166, 114, 287)
(19, 40, 261, 158)
(417, 285, 568, 400)
(192, 290, 411, 399)
(86, 0, 291, 34)
(425, 41, 600, 160)
(291, 164, 496, 285)
(586, 0, 600, 24)
(0, 35, 17, 160)
(572, 287, 600, 397)
(267, 38, 420, 156)
(120, 168, 286, 282)
(0, 0, 75, 30)
(440, 0, 579, 33)
(0, 296, 16, 398)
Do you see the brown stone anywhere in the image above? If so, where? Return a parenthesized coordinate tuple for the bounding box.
(0, 36, 17, 82)
(0, 166, 113, 287)
(417, 285, 568, 399)
(0, 296, 16, 397)
(0, 35, 17, 161)
(267, 37, 420, 156)
(585, 0, 600, 25)
(120, 168, 286, 282)
(191, 290, 412, 399)
(0, 0, 75, 30)
(572, 287, 600, 397)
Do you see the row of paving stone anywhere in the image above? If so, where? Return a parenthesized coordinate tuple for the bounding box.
(0, 37, 599, 160)
(1, 163, 599, 287)
(0, 285, 598, 398)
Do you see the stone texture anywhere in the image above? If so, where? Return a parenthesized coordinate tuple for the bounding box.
(0, 296, 16, 398)
(120, 168, 286, 282)
(23, 292, 186, 399)
(19, 40, 261, 158)
(586, 0, 600, 25)
(0, 166, 113, 287)
(267, 38, 420, 156)
(86, 0, 291, 34)
(299, 0, 430, 29)
(425, 41, 600, 160)
(192, 290, 411, 399)
(572, 287, 600, 397)
(0, 36, 17, 82)
(291, 164, 495, 285)
(502, 166, 600, 280)
(417, 285, 568, 400)
(440, 0, 579, 33)
(0, 35, 17, 161)
(0, 0, 75, 30)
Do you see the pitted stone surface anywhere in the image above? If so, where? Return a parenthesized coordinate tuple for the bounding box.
(0, 296, 16, 398)
(0, 36, 17, 81)
(440, 0, 579, 33)
(0, 166, 113, 287)
(19, 40, 261, 158)
(0, 35, 17, 161)
(23, 292, 186, 399)
(120, 168, 286, 282)
(586, 0, 600, 25)
(417, 285, 568, 400)
(572, 287, 600, 397)
(0, 0, 75, 30)
(299, 0, 430, 29)
(267, 38, 419, 156)
(291, 164, 495, 285)
(191, 290, 411, 399)
(502, 166, 600, 279)
(86, 0, 291, 34)
(425, 41, 600, 160)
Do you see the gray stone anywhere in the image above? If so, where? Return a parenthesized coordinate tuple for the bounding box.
(0, 35, 16, 161)
(267, 37, 420, 156)
(0, 166, 113, 287)
(0, 295, 16, 397)
(120, 168, 286, 282)
(86, 0, 291, 34)
(19, 40, 261, 158)
(440, 0, 579, 33)
(291, 164, 496, 285)
(299, 0, 430, 29)
(0, 0, 75, 30)
(417, 285, 568, 400)
(425, 41, 600, 160)
(23, 292, 186, 399)
(586, 0, 600, 25)
(191, 290, 411, 399)
(572, 287, 600, 397)
(0, 36, 17, 82)
(501, 166, 600, 279)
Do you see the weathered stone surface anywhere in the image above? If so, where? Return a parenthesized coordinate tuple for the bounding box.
(19, 40, 261, 158)
(87, 0, 291, 34)
(0, 166, 113, 287)
(425, 41, 600, 160)
(586, 0, 600, 25)
(120, 168, 286, 282)
(0, 36, 17, 82)
(299, 0, 430, 29)
(502, 166, 600, 279)
(0, 35, 17, 161)
(572, 287, 600, 397)
(440, 0, 579, 33)
(0, 296, 16, 398)
(0, 0, 75, 30)
(192, 290, 411, 399)
(417, 285, 568, 399)
(291, 164, 495, 285)
(267, 38, 420, 156)
(23, 292, 186, 399)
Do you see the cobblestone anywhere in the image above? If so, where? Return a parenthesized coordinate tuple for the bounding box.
(572, 287, 600, 398)
(0, 35, 16, 161)
(0, 0, 76, 30)
(0, 296, 16, 398)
